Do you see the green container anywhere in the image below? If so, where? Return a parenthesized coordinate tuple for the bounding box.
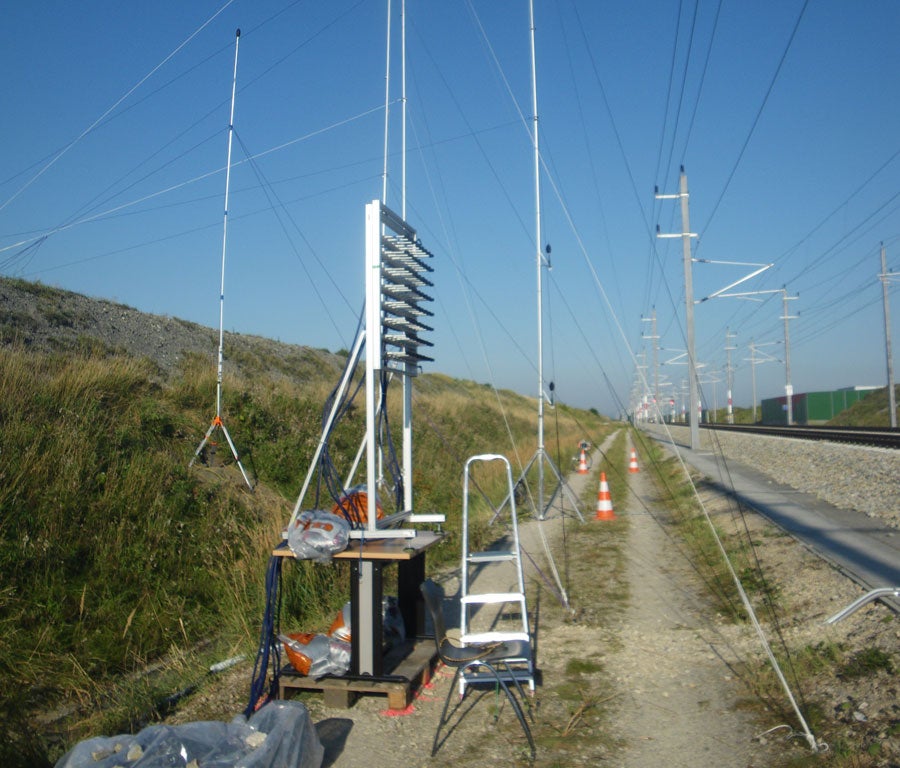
(804, 392, 833, 424)
(761, 396, 788, 425)
(760, 389, 876, 425)
(763, 389, 876, 425)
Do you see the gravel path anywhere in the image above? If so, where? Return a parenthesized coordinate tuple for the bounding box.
(603, 441, 782, 767)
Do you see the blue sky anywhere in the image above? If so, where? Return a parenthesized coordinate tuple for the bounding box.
(2, 0, 898, 417)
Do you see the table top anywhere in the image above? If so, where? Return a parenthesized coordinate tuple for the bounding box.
(275, 530, 444, 561)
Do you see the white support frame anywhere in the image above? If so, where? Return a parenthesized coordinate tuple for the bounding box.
(362, 199, 437, 537)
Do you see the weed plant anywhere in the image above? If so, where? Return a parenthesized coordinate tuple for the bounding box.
(528, 427, 627, 761)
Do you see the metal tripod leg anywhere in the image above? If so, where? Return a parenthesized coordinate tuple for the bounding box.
(492, 449, 583, 524)
(190, 416, 254, 491)
(540, 452, 584, 522)
(190, 420, 218, 466)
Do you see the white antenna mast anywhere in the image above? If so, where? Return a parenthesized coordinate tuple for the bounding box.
(381, 0, 392, 204)
(509, 0, 583, 525)
(400, 0, 414, 513)
(190, 29, 253, 491)
(530, 0, 545, 512)
(401, 0, 407, 219)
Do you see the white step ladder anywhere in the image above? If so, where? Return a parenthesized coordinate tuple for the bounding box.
(459, 454, 534, 693)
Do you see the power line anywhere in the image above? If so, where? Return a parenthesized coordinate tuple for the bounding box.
(696, 0, 810, 245)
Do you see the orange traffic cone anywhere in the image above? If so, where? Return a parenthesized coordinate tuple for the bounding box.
(595, 472, 616, 520)
(577, 448, 588, 475)
(628, 449, 640, 474)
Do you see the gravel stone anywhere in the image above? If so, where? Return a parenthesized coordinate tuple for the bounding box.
(696, 429, 900, 530)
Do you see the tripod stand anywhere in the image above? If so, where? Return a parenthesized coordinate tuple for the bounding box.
(189, 29, 253, 492)
(514, 446, 584, 522)
(191, 395, 253, 491)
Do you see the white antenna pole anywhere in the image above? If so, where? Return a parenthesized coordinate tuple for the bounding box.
(401, 0, 407, 220)
(401, 0, 414, 512)
(381, 0, 392, 205)
(370, 0, 393, 495)
(496, 0, 582, 529)
(528, 0, 545, 514)
(189, 29, 253, 491)
(216, 29, 240, 420)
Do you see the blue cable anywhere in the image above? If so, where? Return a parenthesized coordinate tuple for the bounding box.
(244, 554, 282, 717)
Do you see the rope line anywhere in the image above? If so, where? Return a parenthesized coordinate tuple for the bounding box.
(0, 0, 238, 216)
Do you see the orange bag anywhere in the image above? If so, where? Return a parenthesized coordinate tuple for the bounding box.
(331, 486, 384, 525)
(279, 632, 350, 677)
(328, 602, 352, 642)
(280, 632, 319, 675)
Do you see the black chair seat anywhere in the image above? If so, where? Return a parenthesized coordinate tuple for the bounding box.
(437, 637, 530, 666)
(421, 579, 535, 759)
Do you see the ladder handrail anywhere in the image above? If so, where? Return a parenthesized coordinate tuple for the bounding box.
(459, 454, 534, 694)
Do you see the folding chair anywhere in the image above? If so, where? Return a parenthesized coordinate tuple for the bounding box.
(420, 579, 535, 759)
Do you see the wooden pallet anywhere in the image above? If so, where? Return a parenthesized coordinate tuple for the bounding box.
(277, 639, 438, 710)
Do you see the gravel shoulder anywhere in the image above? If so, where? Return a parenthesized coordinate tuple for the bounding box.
(675, 426, 900, 530)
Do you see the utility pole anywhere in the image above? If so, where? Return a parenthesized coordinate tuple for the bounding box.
(635, 350, 648, 423)
(700, 369, 721, 422)
(656, 167, 700, 449)
(713, 369, 722, 421)
(880, 243, 898, 427)
(726, 286, 797, 425)
(725, 328, 736, 423)
(781, 288, 799, 425)
(750, 341, 758, 423)
(641, 308, 660, 421)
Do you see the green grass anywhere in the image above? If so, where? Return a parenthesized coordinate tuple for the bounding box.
(839, 647, 894, 679)
(633, 433, 783, 622)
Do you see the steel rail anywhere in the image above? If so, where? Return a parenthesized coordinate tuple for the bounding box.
(700, 423, 900, 449)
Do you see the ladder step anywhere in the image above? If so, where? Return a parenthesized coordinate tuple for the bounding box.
(461, 592, 526, 606)
(461, 631, 530, 644)
(467, 550, 517, 563)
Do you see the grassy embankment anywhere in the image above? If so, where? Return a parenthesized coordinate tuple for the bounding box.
(0, 341, 606, 767)
(829, 385, 900, 426)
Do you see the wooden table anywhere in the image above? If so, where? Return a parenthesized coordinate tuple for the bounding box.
(274, 530, 443, 705)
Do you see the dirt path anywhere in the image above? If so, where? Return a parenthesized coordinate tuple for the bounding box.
(605, 454, 777, 767)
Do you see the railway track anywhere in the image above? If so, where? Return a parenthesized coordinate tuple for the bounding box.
(700, 422, 900, 449)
